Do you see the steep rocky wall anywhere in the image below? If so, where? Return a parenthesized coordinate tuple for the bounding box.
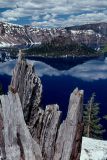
(0, 51, 84, 160)
(0, 22, 107, 49)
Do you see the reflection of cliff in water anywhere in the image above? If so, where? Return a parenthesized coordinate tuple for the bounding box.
(0, 48, 98, 69)
(27, 56, 97, 70)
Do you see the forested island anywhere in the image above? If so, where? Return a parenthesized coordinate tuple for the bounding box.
(24, 37, 98, 58)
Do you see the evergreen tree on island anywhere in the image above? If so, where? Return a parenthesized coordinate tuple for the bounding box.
(83, 93, 105, 139)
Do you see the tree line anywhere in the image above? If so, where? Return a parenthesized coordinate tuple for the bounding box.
(25, 36, 97, 57)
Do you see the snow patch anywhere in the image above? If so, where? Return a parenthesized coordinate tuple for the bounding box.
(0, 42, 16, 48)
(70, 29, 100, 36)
(80, 137, 107, 160)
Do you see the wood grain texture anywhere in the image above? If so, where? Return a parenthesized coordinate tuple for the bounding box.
(0, 52, 84, 160)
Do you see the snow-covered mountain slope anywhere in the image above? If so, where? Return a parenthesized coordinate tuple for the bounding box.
(80, 137, 107, 160)
(0, 22, 67, 47)
(0, 22, 107, 49)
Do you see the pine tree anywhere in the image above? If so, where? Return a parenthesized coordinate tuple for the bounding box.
(83, 93, 105, 139)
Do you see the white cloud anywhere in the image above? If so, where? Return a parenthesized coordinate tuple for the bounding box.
(1, 57, 107, 82)
(0, 0, 107, 27)
(43, 14, 51, 20)
(0, 60, 16, 76)
(69, 59, 107, 81)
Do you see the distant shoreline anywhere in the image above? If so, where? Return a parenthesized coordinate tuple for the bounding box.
(0, 46, 105, 61)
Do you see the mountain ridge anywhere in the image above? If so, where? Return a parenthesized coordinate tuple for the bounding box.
(0, 22, 107, 56)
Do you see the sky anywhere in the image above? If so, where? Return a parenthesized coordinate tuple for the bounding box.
(0, 0, 107, 27)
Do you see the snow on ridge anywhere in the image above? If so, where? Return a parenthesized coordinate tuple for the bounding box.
(84, 29, 95, 35)
(80, 137, 107, 160)
(70, 29, 102, 38)
(70, 29, 95, 35)
(0, 42, 11, 47)
(0, 41, 16, 48)
(3, 22, 23, 28)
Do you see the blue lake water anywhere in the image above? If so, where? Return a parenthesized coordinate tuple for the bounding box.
(0, 56, 107, 139)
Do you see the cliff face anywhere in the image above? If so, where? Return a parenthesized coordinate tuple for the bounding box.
(0, 51, 84, 160)
(67, 22, 107, 37)
(0, 22, 107, 50)
(66, 22, 107, 49)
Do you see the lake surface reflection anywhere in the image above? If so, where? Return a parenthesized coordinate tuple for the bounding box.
(0, 56, 107, 139)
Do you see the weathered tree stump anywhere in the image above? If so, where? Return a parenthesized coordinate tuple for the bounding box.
(53, 88, 84, 160)
(0, 92, 42, 160)
(0, 52, 84, 160)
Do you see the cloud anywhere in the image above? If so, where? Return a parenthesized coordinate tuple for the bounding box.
(0, 60, 16, 76)
(1, 58, 107, 82)
(68, 59, 107, 81)
(0, 0, 107, 27)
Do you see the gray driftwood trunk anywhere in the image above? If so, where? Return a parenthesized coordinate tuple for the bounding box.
(0, 51, 84, 160)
